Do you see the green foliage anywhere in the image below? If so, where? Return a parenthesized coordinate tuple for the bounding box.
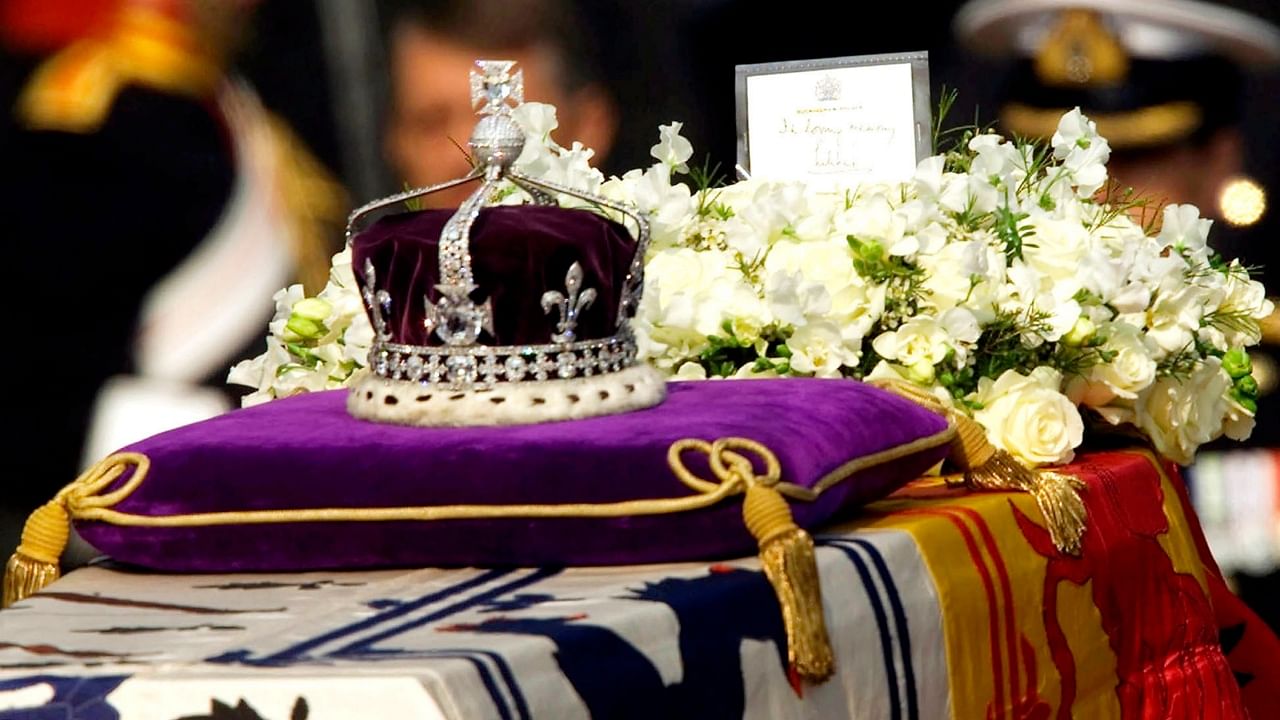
(965, 307, 1055, 389)
(698, 321, 791, 377)
(403, 182, 424, 212)
(994, 204, 1032, 261)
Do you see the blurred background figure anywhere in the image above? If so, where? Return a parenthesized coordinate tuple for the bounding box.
(955, 0, 1279, 235)
(382, 0, 619, 207)
(953, 0, 1280, 631)
(2, 0, 346, 549)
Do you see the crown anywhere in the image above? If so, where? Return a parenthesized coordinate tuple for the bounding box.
(343, 60, 664, 426)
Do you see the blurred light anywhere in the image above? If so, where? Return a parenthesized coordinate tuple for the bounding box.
(1219, 177, 1267, 227)
(1250, 350, 1277, 396)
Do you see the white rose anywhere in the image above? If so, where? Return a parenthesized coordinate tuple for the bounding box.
(1021, 214, 1090, 286)
(865, 360, 955, 408)
(1088, 322, 1157, 400)
(973, 367, 1084, 466)
(1134, 357, 1231, 465)
(673, 361, 708, 380)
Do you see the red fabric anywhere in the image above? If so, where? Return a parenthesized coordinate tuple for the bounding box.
(0, 0, 119, 51)
(1010, 451, 1245, 718)
(1161, 458, 1280, 719)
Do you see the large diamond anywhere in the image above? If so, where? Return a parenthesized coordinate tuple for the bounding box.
(427, 285, 493, 347)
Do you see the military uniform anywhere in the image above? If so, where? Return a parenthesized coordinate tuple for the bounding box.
(2, 1, 345, 546)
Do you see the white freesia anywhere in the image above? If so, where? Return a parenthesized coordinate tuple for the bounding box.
(230, 107, 1270, 467)
(871, 316, 952, 378)
(787, 322, 860, 377)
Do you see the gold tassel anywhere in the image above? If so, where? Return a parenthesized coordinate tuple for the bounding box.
(949, 413, 1087, 554)
(3, 501, 70, 607)
(743, 482, 835, 682)
(870, 379, 1088, 555)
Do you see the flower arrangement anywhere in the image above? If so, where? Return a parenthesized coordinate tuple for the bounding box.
(230, 103, 1271, 467)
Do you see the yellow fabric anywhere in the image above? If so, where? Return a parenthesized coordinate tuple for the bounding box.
(846, 449, 1208, 719)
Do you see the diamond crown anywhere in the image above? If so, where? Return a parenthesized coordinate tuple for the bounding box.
(344, 60, 651, 392)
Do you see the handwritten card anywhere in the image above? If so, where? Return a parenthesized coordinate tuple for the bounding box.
(736, 53, 931, 191)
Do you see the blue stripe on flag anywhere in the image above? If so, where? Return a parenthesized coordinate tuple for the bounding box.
(336, 568, 562, 654)
(823, 540, 903, 720)
(221, 568, 515, 665)
(850, 538, 919, 720)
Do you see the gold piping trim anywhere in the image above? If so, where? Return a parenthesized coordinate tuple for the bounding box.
(54, 425, 956, 528)
(1001, 101, 1203, 149)
(812, 421, 956, 493)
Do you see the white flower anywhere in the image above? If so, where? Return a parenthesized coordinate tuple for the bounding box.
(786, 322, 859, 377)
(765, 270, 831, 327)
(968, 133, 1023, 186)
(1157, 204, 1212, 258)
(1134, 357, 1231, 465)
(1051, 107, 1110, 196)
(673, 361, 708, 380)
(974, 367, 1084, 466)
(1077, 321, 1157, 404)
(650, 122, 694, 172)
(267, 284, 305, 338)
(871, 316, 951, 371)
(1146, 284, 1210, 357)
(1021, 214, 1090, 286)
(512, 101, 561, 167)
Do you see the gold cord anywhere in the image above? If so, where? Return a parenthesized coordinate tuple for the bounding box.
(670, 438, 835, 682)
(870, 378, 1088, 554)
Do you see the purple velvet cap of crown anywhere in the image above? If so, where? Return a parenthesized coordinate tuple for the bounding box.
(352, 205, 636, 346)
(75, 379, 950, 572)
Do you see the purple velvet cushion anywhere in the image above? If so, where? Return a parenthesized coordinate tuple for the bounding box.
(76, 379, 950, 572)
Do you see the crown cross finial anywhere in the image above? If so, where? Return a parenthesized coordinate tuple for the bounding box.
(541, 262, 597, 343)
(471, 60, 524, 115)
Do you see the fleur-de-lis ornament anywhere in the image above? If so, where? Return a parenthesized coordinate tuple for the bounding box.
(542, 262, 597, 343)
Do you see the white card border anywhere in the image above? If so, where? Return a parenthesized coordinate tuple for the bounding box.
(734, 51, 932, 182)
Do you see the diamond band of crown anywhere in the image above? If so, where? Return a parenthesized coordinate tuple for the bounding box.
(371, 333, 640, 390)
(344, 59, 651, 394)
